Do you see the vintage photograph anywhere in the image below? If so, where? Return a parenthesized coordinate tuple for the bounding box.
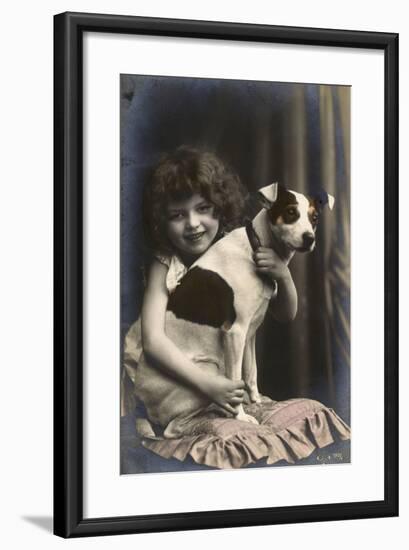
(119, 74, 351, 474)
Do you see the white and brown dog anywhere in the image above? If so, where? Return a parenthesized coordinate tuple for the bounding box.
(134, 183, 334, 434)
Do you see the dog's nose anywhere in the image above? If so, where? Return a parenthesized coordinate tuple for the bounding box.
(302, 232, 315, 248)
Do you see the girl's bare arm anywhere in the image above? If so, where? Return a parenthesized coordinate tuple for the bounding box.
(141, 259, 244, 414)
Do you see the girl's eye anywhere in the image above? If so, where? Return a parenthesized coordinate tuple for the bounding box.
(168, 212, 184, 221)
(197, 204, 212, 213)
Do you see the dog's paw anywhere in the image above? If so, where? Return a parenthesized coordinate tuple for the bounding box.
(248, 389, 262, 404)
(236, 411, 259, 425)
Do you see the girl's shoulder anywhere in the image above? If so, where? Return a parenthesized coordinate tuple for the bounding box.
(153, 252, 188, 294)
(154, 252, 172, 268)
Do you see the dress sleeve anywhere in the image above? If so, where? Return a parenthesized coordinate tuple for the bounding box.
(154, 252, 171, 268)
(153, 252, 188, 294)
(165, 255, 188, 294)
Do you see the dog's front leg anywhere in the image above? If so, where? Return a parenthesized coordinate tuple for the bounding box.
(243, 335, 261, 404)
(223, 328, 259, 424)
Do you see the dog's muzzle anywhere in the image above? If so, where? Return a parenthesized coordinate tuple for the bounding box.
(297, 232, 315, 252)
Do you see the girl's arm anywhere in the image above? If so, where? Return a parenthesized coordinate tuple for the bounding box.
(141, 259, 244, 414)
(253, 247, 298, 322)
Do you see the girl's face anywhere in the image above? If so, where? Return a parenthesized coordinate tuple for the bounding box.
(166, 194, 219, 261)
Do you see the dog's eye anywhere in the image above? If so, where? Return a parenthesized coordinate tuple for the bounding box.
(287, 208, 296, 216)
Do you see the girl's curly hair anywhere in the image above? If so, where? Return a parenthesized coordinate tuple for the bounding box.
(143, 146, 247, 255)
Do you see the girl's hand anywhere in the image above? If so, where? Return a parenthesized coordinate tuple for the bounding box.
(202, 376, 245, 416)
(254, 247, 298, 322)
(253, 247, 291, 281)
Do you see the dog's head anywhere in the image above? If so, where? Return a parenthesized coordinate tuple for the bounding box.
(257, 183, 334, 252)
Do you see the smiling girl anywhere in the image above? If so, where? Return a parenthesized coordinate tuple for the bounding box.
(124, 146, 248, 416)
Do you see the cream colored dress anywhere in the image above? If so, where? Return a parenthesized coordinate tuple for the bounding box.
(122, 252, 188, 404)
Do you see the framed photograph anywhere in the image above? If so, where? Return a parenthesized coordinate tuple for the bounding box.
(54, 12, 398, 537)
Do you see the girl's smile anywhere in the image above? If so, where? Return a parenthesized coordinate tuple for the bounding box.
(166, 194, 219, 261)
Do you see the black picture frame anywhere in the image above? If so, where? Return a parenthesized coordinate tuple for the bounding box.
(54, 11, 399, 538)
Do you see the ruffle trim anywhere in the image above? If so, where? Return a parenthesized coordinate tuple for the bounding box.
(141, 403, 350, 470)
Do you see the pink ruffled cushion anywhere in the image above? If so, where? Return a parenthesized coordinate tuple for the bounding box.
(141, 397, 350, 469)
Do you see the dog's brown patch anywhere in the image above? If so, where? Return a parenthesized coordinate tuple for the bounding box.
(268, 184, 299, 225)
(308, 199, 319, 228)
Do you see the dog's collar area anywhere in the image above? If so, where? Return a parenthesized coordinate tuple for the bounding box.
(245, 219, 262, 252)
(245, 220, 278, 291)
(246, 216, 293, 268)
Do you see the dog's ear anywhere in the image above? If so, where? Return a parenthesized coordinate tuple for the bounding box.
(311, 190, 335, 211)
(327, 194, 335, 210)
(257, 182, 279, 209)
